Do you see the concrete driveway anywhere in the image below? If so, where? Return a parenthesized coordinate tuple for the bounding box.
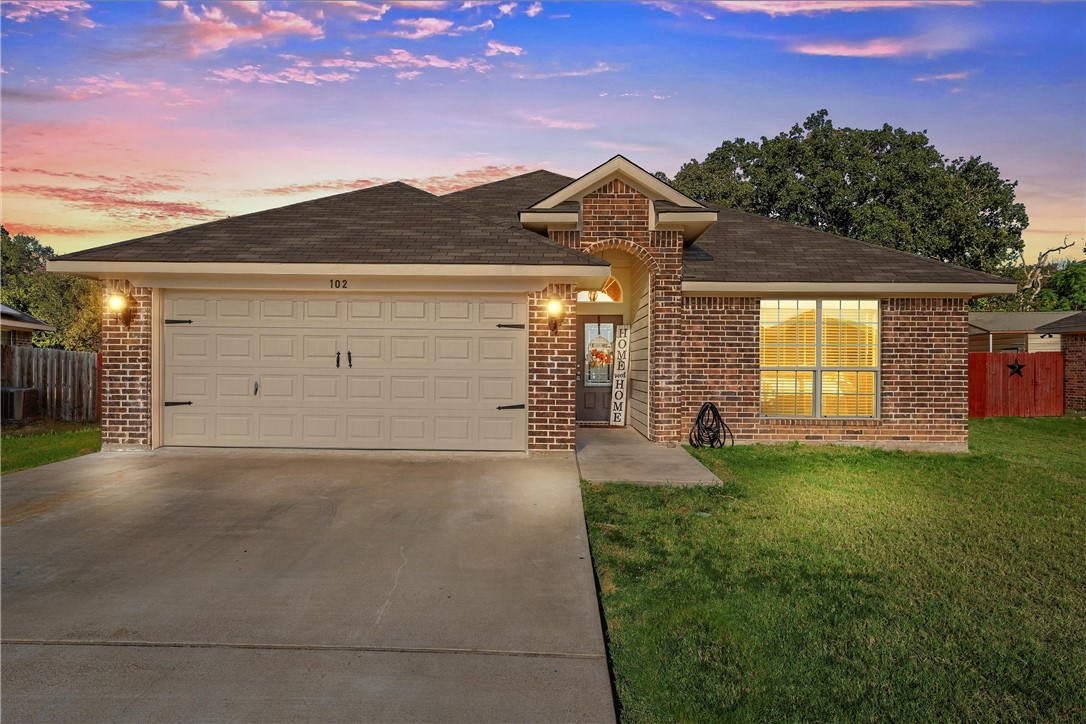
(2, 449, 614, 723)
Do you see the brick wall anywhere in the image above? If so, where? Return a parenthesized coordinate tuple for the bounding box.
(100, 280, 152, 449)
(1063, 332, 1086, 412)
(681, 296, 970, 451)
(550, 179, 686, 442)
(528, 284, 578, 451)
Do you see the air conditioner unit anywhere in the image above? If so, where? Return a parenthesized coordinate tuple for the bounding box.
(1, 387, 29, 422)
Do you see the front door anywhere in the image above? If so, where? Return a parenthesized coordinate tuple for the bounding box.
(577, 315, 623, 422)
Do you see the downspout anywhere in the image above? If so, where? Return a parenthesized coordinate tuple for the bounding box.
(988, 333, 993, 353)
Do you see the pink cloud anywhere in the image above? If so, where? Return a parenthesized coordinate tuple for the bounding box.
(384, 16, 492, 39)
(525, 114, 594, 130)
(373, 48, 491, 73)
(710, 1, 976, 15)
(3, 183, 221, 223)
(387, 17, 455, 39)
(319, 1, 390, 22)
(485, 40, 524, 56)
(386, 0, 450, 7)
(525, 2, 543, 17)
(914, 69, 974, 82)
(513, 61, 618, 80)
(53, 74, 203, 106)
(163, 2, 322, 56)
(208, 62, 352, 85)
(4, 221, 104, 237)
(253, 165, 533, 197)
(320, 58, 378, 70)
(2, 0, 96, 27)
(498, 2, 517, 16)
(789, 32, 969, 58)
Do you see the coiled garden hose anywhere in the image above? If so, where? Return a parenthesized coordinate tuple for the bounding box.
(688, 402, 734, 448)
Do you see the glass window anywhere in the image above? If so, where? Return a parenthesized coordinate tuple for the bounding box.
(759, 300, 879, 418)
(584, 322, 615, 385)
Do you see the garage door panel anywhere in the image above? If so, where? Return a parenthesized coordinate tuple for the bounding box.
(302, 375, 341, 402)
(164, 293, 527, 450)
(216, 414, 253, 440)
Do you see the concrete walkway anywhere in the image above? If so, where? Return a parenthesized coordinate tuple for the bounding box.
(2, 449, 615, 723)
(576, 427, 722, 486)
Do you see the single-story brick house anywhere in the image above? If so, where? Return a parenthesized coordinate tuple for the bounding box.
(1, 303, 56, 347)
(1035, 311, 1086, 413)
(49, 156, 1015, 453)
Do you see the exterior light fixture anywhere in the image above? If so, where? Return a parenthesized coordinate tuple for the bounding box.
(547, 298, 565, 333)
(108, 291, 136, 329)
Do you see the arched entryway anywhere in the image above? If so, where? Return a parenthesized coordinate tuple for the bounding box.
(575, 246, 655, 439)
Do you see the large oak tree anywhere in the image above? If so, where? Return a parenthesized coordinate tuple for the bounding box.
(665, 110, 1028, 275)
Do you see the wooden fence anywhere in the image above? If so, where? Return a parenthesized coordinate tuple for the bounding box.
(1, 345, 99, 422)
(968, 351, 1064, 418)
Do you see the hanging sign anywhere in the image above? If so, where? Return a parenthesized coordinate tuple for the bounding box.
(610, 325, 630, 426)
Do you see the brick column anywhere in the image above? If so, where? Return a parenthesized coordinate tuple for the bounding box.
(101, 280, 152, 450)
(1063, 332, 1086, 412)
(527, 284, 577, 451)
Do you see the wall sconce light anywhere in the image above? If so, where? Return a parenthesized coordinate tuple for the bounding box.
(547, 298, 565, 333)
(108, 291, 136, 329)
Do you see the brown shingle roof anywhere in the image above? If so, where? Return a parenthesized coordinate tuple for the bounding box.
(443, 170, 574, 227)
(1034, 311, 1086, 334)
(683, 207, 1014, 285)
(969, 311, 1080, 334)
(55, 181, 605, 267)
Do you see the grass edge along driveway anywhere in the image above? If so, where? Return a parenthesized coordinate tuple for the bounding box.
(1, 422, 102, 475)
(583, 417, 1085, 722)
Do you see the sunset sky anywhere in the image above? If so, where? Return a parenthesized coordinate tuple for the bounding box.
(2, 0, 1083, 262)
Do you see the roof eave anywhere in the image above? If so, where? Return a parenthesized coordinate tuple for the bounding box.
(47, 259, 611, 292)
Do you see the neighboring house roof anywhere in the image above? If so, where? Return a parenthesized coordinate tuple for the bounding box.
(1034, 311, 1086, 335)
(969, 311, 1080, 334)
(54, 181, 606, 267)
(0, 304, 56, 332)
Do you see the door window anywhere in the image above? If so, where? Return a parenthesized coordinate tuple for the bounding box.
(584, 322, 615, 385)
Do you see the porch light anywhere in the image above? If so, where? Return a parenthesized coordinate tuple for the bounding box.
(547, 298, 565, 333)
(108, 291, 136, 329)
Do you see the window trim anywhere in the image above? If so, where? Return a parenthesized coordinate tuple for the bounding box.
(758, 299, 881, 420)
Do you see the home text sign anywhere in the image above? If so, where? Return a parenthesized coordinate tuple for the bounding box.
(610, 325, 631, 426)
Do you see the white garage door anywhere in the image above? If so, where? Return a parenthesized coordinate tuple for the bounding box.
(162, 292, 528, 450)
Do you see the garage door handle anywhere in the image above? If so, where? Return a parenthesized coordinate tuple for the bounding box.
(165, 401, 193, 407)
(254, 381, 259, 396)
(336, 351, 340, 368)
(347, 351, 352, 368)
(496, 404, 525, 410)
(496, 324, 525, 329)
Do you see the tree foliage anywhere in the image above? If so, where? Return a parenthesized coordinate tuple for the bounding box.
(666, 110, 1029, 275)
(1, 226, 101, 351)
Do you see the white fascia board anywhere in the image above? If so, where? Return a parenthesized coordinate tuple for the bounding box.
(48, 260, 611, 292)
(656, 211, 718, 223)
(519, 211, 579, 225)
(0, 319, 57, 332)
(682, 281, 1018, 298)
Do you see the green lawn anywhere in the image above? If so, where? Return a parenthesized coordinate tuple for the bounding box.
(1, 421, 101, 475)
(583, 418, 1085, 722)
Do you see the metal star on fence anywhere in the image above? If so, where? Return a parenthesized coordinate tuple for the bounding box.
(1007, 357, 1026, 377)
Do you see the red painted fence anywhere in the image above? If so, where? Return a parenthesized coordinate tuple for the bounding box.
(968, 352, 1064, 418)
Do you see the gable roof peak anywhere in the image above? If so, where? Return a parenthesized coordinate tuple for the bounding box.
(526, 154, 705, 211)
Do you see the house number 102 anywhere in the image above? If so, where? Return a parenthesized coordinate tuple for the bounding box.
(329, 279, 348, 289)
